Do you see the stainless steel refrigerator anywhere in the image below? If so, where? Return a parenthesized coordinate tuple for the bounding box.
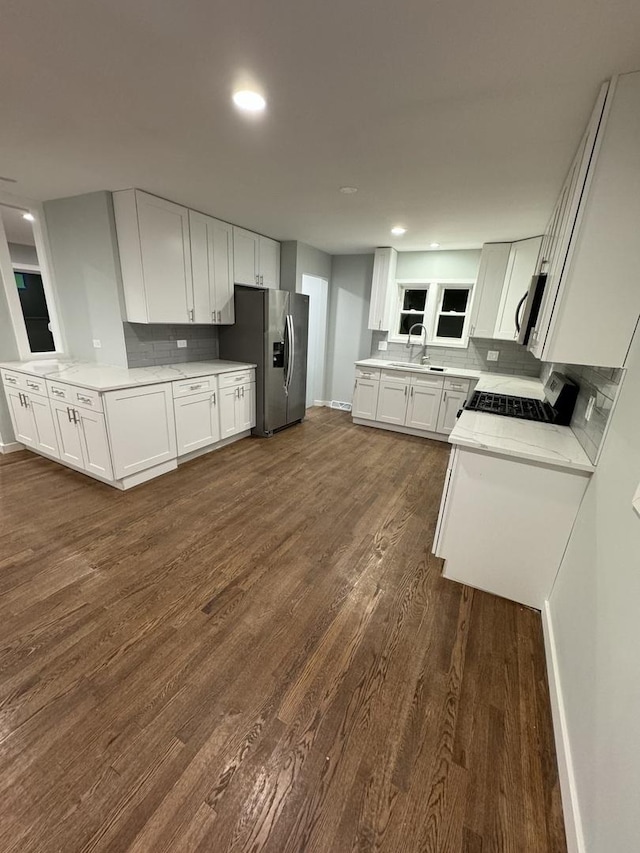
(219, 287, 309, 436)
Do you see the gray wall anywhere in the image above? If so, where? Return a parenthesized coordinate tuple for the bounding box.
(325, 254, 373, 403)
(124, 323, 219, 367)
(370, 334, 541, 376)
(395, 249, 481, 280)
(8, 242, 38, 266)
(44, 191, 128, 367)
(548, 323, 640, 851)
(0, 280, 20, 445)
(280, 240, 332, 294)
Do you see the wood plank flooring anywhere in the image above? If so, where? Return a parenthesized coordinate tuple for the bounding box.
(0, 407, 566, 852)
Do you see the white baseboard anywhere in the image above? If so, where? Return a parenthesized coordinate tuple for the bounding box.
(542, 601, 584, 853)
(0, 441, 23, 454)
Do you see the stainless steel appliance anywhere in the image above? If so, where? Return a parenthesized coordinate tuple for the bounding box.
(515, 272, 547, 346)
(219, 287, 309, 436)
(465, 371, 579, 425)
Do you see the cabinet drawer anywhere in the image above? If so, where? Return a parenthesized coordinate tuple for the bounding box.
(381, 368, 413, 385)
(1, 370, 26, 391)
(47, 381, 103, 412)
(444, 377, 471, 393)
(410, 373, 444, 389)
(172, 375, 217, 398)
(22, 376, 49, 398)
(218, 369, 254, 389)
(355, 365, 381, 380)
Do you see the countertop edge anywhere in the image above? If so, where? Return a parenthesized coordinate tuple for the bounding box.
(448, 433, 595, 474)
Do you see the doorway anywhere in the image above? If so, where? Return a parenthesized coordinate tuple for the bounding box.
(300, 274, 329, 408)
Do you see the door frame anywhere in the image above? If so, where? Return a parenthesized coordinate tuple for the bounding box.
(300, 274, 329, 408)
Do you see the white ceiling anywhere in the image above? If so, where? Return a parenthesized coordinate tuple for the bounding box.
(1, 0, 639, 254)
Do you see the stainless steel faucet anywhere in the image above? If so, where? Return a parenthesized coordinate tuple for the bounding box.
(406, 323, 430, 363)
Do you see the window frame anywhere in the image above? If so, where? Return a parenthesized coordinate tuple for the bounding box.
(389, 278, 475, 348)
(0, 191, 65, 360)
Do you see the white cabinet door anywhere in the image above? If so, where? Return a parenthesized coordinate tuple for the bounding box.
(469, 243, 511, 338)
(233, 227, 260, 286)
(29, 394, 60, 458)
(259, 237, 280, 289)
(436, 389, 466, 435)
(77, 408, 113, 479)
(237, 383, 256, 431)
(352, 378, 380, 420)
(6, 387, 36, 447)
(104, 383, 177, 479)
(135, 192, 193, 323)
(368, 248, 398, 331)
(51, 399, 84, 467)
(406, 385, 441, 431)
(376, 380, 408, 425)
(175, 389, 221, 456)
(494, 236, 542, 340)
(190, 212, 235, 324)
(219, 386, 239, 438)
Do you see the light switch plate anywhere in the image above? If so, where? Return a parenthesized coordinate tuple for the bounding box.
(177, 340, 187, 348)
(92, 339, 101, 348)
(378, 341, 388, 351)
(487, 350, 499, 362)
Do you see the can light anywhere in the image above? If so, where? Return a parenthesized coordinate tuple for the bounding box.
(391, 226, 406, 236)
(232, 90, 266, 113)
(429, 242, 440, 249)
(22, 213, 35, 222)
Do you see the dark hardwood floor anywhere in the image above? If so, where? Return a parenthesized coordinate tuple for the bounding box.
(0, 407, 566, 852)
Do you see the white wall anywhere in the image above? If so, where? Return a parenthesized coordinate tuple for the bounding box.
(325, 254, 373, 403)
(548, 321, 640, 851)
(44, 191, 127, 367)
(0, 281, 20, 446)
(280, 240, 332, 294)
(396, 248, 481, 279)
(8, 242, 39, 266)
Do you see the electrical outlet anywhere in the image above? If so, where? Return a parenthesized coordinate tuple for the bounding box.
(487, 350, 499, 362)
(92, 339, 101, 349)
(585, 395, 596, 421)
(176, 340, 187, 349)
(378, 341, 388, 351)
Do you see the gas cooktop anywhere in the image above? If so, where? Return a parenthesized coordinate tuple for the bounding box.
(465, 391, 553, 423)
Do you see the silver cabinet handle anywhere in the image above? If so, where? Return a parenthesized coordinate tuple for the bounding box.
(241, 386, 245, 398)
(411, 387, 414, 398)
(72, 409, 79, 424)
(443, 391, 447, 402)
(22, 394, 29, 408)
(212, 311, 216, 323)
(67, 406, 74, 422)
(77, 394, 92, 404)
(218, 310, 221, 323)
(260, 275, 264, 286)
(235, 387, 239, 398)
(255, 274, 259, 285)
(18, 392, 25, 407)
(212, 391, 216, 405)
(27, 381, 38, 390)
(51, 388, 64, 396)
(404, 387, 407, 397)
(189, 308, 194, 322)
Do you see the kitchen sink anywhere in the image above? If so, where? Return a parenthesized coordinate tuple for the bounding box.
(389, 361, 447, 372)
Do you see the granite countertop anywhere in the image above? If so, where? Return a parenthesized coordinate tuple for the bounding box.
(450, 374, 594, 473)
(355, 358, 481, 381)
(0, 359, 256, 392)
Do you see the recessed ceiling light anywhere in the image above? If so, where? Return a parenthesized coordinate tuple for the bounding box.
(429, 242, 440, 249)
(339, 186, 358, 194)
(22, 213, 35, 222)
(0, 176, 17, 184)
(232, 90, 266, 113)
(391, 226, 406, 236)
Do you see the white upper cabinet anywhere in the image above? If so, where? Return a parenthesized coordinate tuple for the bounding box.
(530, 72, 640, 367)
(469, 243, 511, 339)
(114, 190, 193, 324)
(368, 248, 398, 331)
(233, 227, 280, 289)
(190, 211, 235, 325)
(494, 237, 542, 341)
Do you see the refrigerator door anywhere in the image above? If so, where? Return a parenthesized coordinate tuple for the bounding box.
(285, 293, 309, 424)
(263, 289, 290, 434)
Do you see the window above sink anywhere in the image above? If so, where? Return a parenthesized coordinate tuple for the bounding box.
(390, 279, 475, 348)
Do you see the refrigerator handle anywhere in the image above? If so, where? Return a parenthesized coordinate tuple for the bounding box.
(288, 314, 295, 394)
(283, 314, 293, 396)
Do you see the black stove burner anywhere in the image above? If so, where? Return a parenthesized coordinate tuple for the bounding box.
(466, 391, 554, 423)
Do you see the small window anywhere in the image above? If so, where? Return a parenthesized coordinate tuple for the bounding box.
(398, 286, 428, 337)
(14, 269, 55, 352)
(433, 286, 471, 344)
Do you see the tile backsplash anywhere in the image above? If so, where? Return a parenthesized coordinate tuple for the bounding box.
(541, 362, 624, 463)
(370, 333, 542, 377)
(124, 323, 219, 368)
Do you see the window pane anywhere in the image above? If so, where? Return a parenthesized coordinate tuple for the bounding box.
(441, 288, 469, 313)
(14, 270, 55, 352)
(402, 289, 427, 311)
(437, 315, 465, 339)
(399, 313, 424, 335)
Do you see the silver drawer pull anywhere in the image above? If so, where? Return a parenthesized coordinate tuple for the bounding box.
(5, 376, 17, 384)
(77, 394, 92, 404)
(51, 388, 65, 396)
(189, 384, 204, 391)
(27, 381, 39, 389)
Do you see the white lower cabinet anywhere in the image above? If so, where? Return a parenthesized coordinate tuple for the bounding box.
(434, 446, 590, 608)
(104, 383, 177, 480)
(406, 385, 441, 431)
(6, 387, 59, 458)
(352, 378, 380, 420)
(51, 399, 113, 480)
(376, 379, 409, 425)
(175, 389, 221, 456)
(436, 389, 466, 434)
(219, 383, 256, 438)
